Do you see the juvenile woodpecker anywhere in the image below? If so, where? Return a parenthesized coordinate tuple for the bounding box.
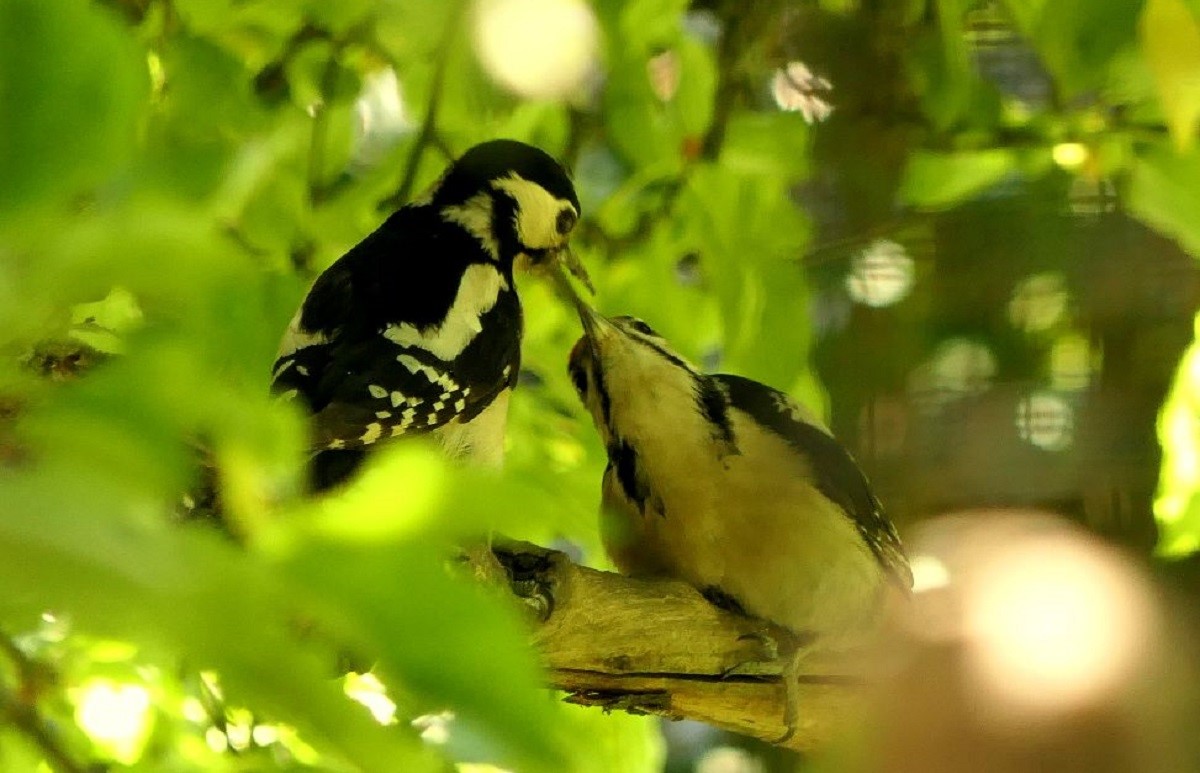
(566, 309, 911, 641)
(272, 139, 583, 490)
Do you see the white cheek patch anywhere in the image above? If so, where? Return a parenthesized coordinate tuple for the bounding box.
(492, 173, 573, 250)
(383, 264, 509, 360)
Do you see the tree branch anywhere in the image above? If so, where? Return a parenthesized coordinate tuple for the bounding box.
(487, 542, 869, 752)
(0, 630, 92, 773)
(380, 2, 467, 212)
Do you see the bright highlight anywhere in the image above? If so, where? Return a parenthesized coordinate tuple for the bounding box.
(344, 672, 398, 725)
(962, 532, 1155, 716)
(74, 679, 153, 764)
(473, 0, 600, 99)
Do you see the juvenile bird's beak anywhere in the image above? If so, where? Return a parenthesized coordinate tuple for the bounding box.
(557, 246, 594, 295)
(549, 262, 613, 345)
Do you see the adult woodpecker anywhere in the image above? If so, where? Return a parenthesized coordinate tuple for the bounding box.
(565, 307, 911, 643)
(272, 139, 584, 490)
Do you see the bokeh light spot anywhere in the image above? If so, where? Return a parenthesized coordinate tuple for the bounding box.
(1016, 391, 1074, 451)
(962, 531, 1156, 716)
(696, 745, 764, 773)
(473, 0, 600, 99)
(909, 554, 951, 593)
(1052, 142, 1089, 169)
(845, 239, 915, 307)
(74, 680, 153, 764)
(344, 671, 398, 725)
(1050, 332, 1096, 391)
(1008, 272, 1069, 333)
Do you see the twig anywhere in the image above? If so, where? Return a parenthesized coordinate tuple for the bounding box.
(308, 40, 348, 206)
(0, 630, 93, 773)
(380, 1, 468, 211)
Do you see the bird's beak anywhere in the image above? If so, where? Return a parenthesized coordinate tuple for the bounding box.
(549, 261, 613, 344)
(557, 246, 594, 295)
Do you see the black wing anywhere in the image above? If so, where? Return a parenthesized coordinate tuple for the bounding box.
(712, 373, 912, 590)
(270, 204, 521, 451)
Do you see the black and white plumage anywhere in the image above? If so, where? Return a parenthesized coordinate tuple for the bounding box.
(566, 311, 911, 640)
(273, 139, 581, 490)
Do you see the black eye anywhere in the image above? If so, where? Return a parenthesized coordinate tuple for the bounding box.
(628, 319, 656, 336)
(556, 209, 577, 235)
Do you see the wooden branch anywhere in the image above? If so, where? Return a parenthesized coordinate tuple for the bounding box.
(484, 542, 870, 753)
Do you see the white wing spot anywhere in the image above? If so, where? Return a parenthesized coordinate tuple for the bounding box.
(273, 359, 295, 379)
(361, 423, 383, 444)
(454, 399, 465, 412)
(433, 401, 445, 411)
(382, 264, 509, 360)
(397, 355, 459, 391)
(328, 439, 346, 450)
(376, 411, 391, 419)
(427, 413, 438, 425)
(391, 390, 422, 408)
(296, 365, 310, 377)
(368, 384, 388, 399)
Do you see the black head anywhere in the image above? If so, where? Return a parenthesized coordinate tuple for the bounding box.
(433, 140, 579, 212)
(432, 139, 581, 264)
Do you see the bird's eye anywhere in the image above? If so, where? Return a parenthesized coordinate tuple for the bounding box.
(556, 209, 577, 236)
(627, 319, 656, 336)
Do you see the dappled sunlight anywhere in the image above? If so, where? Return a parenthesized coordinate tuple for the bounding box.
(73, 679, 153, 764)
(1156, 312, 1200, 556)
(344, 672, 399, 726)
(4, 0, 1200, 769)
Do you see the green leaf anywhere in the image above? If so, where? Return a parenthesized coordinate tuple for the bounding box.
(613, 0, 689, 52)
(556, 703, 665, 773)
(1140, 0, 1200, 152)
(681, 164, 815, 392)
(721, 113, 810, 178)
(1128, 144, 1200, 257)
(1156, 312, 1200, 557)
(898, 149, 1017, 209)
(1010, 0, 1143, 96)
(672, 35, 718, 138)
(0, 469, 436, 771)
(279, 539, 569, 772)
(0, 0, 148, 215)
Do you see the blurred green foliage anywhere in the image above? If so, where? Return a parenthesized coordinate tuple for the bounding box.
(1, 0, 1200, 769)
